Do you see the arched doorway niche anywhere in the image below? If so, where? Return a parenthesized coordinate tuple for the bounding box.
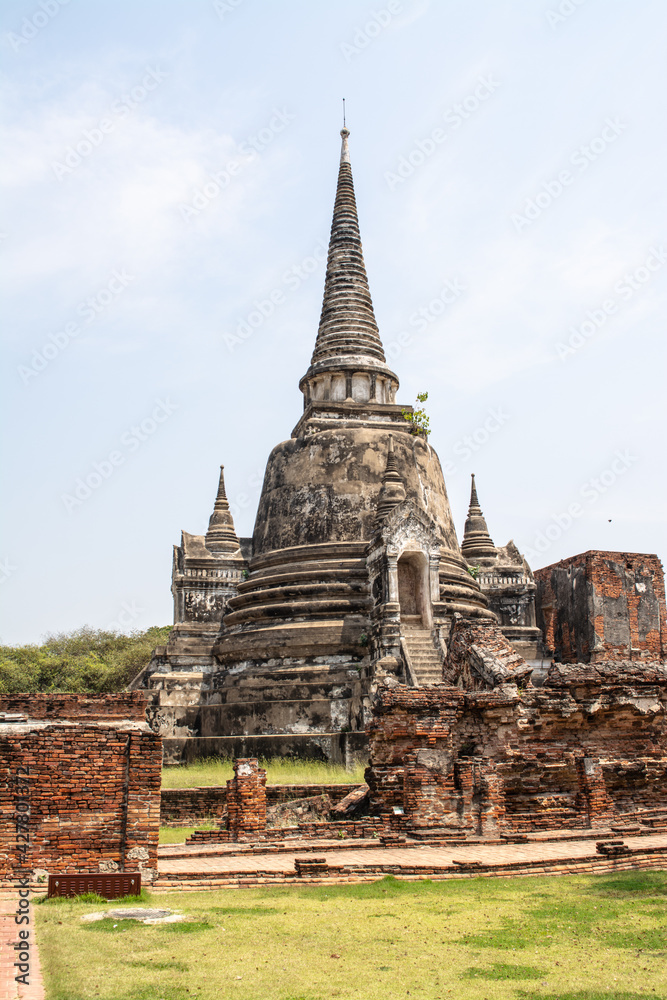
(396, 548, 433, 627)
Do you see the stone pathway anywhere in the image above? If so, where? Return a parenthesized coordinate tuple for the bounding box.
(156, 831, 667, 883)
(0, 893, 45, 1000)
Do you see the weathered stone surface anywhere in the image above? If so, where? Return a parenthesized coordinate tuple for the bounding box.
(267, 793, 333, 827)
(330, 783, 370, 818)
(444, 615, 533, 689)
(535, 550, 667, 663)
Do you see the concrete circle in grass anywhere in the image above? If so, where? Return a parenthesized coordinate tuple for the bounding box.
(81, 908, 184, 924)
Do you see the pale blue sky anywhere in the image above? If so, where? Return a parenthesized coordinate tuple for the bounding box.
(1, 0, 666, 643)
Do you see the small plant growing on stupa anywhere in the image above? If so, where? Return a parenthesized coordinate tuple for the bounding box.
(467, 565, 480, 579)
(402, 391, 430, 436)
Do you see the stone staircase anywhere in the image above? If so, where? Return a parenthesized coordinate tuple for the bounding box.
(401, 619, 444, 686)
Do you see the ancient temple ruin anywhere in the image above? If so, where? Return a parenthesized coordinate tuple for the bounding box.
(138, 128, 666, 768)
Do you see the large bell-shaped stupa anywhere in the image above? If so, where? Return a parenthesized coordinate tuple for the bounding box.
(148, 128, 497, 741)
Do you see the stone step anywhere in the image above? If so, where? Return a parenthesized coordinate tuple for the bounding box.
(402, 626, 444, 687)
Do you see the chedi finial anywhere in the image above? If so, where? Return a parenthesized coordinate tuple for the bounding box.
(461, 473, 497, 561)
(340, 125, 350, 164)
(205, 465, 240, 553)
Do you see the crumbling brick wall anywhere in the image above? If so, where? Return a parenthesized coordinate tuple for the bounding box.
(0, 692, 148, 724)
(160, 782, 359, 826)
(0, 722, 161, 881)
(535, 551, 667, 663)
(367, 660, 667, 832)
(401, 750, 505, 834)
(226, 758, 267, 840)
(444, 616, 533, 689)
(365, 686, 464, 816)
(576, 756, 614, 828)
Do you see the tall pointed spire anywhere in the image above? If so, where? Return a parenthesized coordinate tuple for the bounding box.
(376, 435, 406, 521)
(298, 128, 400, 423)
(309, 127, 387, 367)
(461, 474, 497, 561)
(205, 466, 240, 552)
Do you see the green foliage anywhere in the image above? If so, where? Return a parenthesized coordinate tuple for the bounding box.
(466, 564, 480, 579)
(402, 390, 430, 436)
(0, 625, 171, 694)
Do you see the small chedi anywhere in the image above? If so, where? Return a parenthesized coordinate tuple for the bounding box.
(135, 128, 667, 838)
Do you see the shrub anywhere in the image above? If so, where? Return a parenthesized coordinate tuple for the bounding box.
(0, 625, 171, 693)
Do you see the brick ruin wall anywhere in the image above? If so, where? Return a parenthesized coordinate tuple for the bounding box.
(366, 662, 667, 834)
(226, 758, 267, 840)
(444, 616, 532, 689)
(0, 692, 148, 723)
(0, 723, 162, 881)
(0, 693, 160, 882)
(535, 551, 667, 664)
(161, 782, 361, 825)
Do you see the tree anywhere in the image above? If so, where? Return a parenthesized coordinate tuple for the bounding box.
(0, 625, 171, 694)
(402, 391, 430, 436)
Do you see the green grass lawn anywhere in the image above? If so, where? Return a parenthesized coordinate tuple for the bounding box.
(159, 824, 216, 844)
(36, 870, 667, 1000)
(161, 756, 367, 789)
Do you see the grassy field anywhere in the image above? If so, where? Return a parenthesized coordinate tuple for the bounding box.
(161, 756, 368, 789)
(36, 870, 667, 1000)
(159, 824, 216, 844)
